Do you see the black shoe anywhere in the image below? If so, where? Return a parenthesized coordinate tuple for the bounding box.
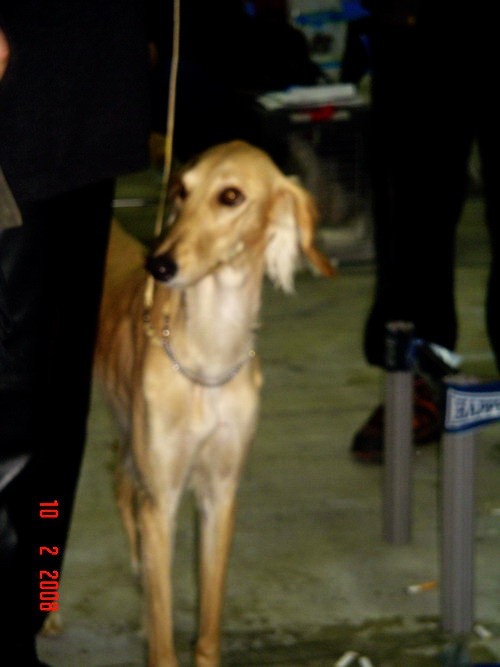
(351, 376, 442, 464)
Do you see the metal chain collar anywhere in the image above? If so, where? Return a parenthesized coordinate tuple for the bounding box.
(143, 310, 255, 388)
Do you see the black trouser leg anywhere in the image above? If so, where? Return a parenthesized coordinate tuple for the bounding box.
(478, 108, 500, 373)
(362, 22, 474, 367)
(0, 180, 114, 661)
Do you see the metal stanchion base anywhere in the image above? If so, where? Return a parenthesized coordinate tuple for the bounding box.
(440, 429, 476, 636)
(383, 370, 414, 544)
(382, 322, 415, 545)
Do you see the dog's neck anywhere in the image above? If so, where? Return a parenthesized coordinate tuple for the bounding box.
(165, 261, 264, 378)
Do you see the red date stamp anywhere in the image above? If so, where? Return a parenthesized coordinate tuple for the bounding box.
(38, 501, 60, 612)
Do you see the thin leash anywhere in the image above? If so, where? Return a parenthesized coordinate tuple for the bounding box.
(144, 0, 180, 312)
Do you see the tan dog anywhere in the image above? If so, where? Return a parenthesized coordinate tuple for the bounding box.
(95, 140, 334, 667)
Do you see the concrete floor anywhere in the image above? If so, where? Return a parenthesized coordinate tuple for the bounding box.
(38, 173, 500, 666)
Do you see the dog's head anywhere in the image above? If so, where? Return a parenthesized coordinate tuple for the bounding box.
(146, 141, 334, 291)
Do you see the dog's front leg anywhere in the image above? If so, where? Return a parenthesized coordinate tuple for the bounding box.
(195, 482, 238, 667)
(138, 492, 180, 667)
(115, 459, 141, 574)
(193, 386, 259, 667)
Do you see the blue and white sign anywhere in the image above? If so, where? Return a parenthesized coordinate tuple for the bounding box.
(445, 380, 500, 433)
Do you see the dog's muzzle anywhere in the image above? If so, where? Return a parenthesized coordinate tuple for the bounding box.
(146, 253, 178, 282)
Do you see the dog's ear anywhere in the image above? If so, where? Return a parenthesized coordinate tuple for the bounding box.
(265, 187, 301, 293)
(287, 177, 336, 278)
(265, 178, 335, 292)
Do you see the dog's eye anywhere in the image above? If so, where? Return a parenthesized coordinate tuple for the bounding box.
(171, 179, 188, 201)
(218, 187, 245, 207)
(177, 183, 188, 201)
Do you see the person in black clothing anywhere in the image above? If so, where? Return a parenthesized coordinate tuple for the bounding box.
(349, 2, 500, 462)
(149, 0, 322, 166)
(0, 5, 151, 664)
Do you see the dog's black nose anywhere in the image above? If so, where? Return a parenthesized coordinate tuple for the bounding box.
(146, 253, 178, 282)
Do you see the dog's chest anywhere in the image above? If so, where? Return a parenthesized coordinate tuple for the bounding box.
(145, 348, 249, 434)
(144, 359, 259, 486)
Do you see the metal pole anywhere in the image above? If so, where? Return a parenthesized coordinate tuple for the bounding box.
(382, 322, 414, 544)
(440, 429, 476, 635)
